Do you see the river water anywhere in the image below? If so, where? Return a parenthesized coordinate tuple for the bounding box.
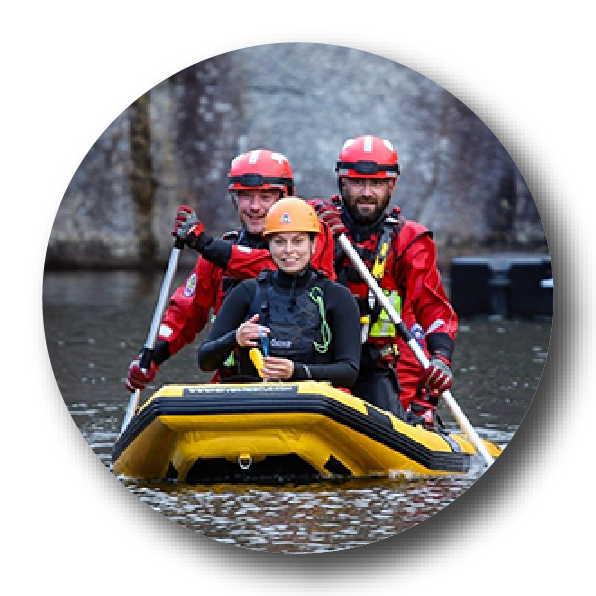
(42, 270, 551, 554)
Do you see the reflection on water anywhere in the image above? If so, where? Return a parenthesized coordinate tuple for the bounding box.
(43, 271, 551, 553)
(124, 477, 480, 553)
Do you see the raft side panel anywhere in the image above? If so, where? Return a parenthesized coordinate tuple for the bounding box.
(113, 383, 472, 477)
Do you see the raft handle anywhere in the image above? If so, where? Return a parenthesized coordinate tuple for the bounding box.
(238, 454, 252, 470)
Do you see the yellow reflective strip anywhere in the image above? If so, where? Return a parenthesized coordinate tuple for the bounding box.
(368, 290, 401, 337)
(371, 242, 390, 278)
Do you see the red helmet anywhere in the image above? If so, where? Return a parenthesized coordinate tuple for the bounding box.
(335, 135, 400, 180)
(228, 149, 294, 195)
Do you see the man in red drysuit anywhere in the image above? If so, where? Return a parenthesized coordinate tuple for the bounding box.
(314, 135, 457, 426)
(125, 149, 335, 390)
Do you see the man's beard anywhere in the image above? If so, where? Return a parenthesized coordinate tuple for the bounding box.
(342, 190, 391, 225)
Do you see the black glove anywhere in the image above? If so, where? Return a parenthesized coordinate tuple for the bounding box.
(172, 205, 213, 252)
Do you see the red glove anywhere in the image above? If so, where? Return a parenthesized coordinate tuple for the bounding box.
(172, 205, 210, 251)
(315, 203, 347, 237)
(125, 356, 157, 392)
(419, 356, 453, 398)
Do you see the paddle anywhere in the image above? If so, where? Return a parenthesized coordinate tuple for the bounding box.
(119, 237, 185, 435)
(336, 233, 494, 467)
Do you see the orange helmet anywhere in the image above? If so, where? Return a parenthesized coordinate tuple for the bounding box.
(263, 197, 321, 237)
(335, 135, 400, 181)
(228, 149, 294, 195)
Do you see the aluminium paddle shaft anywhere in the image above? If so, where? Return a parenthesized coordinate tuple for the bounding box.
(120, 239, 184, 435)
(337, 234, 494, 467)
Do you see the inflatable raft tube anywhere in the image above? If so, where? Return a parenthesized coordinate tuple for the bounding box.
(112, 381, 502, 482)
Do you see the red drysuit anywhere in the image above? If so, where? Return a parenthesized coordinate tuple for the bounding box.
(314, 197, 457, 410)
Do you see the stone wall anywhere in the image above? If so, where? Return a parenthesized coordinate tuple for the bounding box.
(45, 43, 547, 271)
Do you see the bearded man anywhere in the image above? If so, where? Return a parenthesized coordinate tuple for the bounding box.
(314, 135, 457, 426)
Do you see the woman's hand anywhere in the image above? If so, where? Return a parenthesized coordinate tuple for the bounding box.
(261, 356, 294, 380)
(236, 314, 269, 348)
(235, 315, 293, 380)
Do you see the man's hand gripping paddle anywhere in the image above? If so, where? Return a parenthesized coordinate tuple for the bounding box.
(337, 234, 494, 467)
(119, 237, 184, 436)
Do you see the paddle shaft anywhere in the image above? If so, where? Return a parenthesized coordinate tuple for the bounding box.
(337, 234, 494, 467)
(120, 239, 184, 434)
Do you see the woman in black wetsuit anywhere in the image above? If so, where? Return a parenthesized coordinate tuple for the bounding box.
(198, 197, 361, 387)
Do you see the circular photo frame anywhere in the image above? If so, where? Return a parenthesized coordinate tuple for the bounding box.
(31, 26, 592, 593)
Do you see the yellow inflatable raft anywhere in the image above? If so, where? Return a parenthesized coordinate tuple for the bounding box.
(112, 381, 502, 482)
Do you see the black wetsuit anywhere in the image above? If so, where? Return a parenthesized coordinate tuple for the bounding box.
(199, 266, 361, 387)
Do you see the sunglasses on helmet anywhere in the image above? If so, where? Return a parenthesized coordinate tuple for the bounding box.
(335, 161, 400, 175)
(229, 174, 291, 187)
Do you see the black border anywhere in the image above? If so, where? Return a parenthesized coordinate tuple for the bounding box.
(30, 26, 594, 594)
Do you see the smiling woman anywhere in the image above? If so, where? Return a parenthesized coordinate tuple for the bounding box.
(269, 232, 313, 273)
(198, 198, 362, 388)
(266, 198, 320, 274)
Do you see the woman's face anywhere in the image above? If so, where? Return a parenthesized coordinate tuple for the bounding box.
(269, 231, 315, 274)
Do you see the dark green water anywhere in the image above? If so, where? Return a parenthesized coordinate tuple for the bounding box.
(42, 271, 551, 553)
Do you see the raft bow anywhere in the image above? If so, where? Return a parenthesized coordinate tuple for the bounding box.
(112, 381, 501, 483)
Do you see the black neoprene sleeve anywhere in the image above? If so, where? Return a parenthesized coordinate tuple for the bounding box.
(198, 278, 361, 387)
